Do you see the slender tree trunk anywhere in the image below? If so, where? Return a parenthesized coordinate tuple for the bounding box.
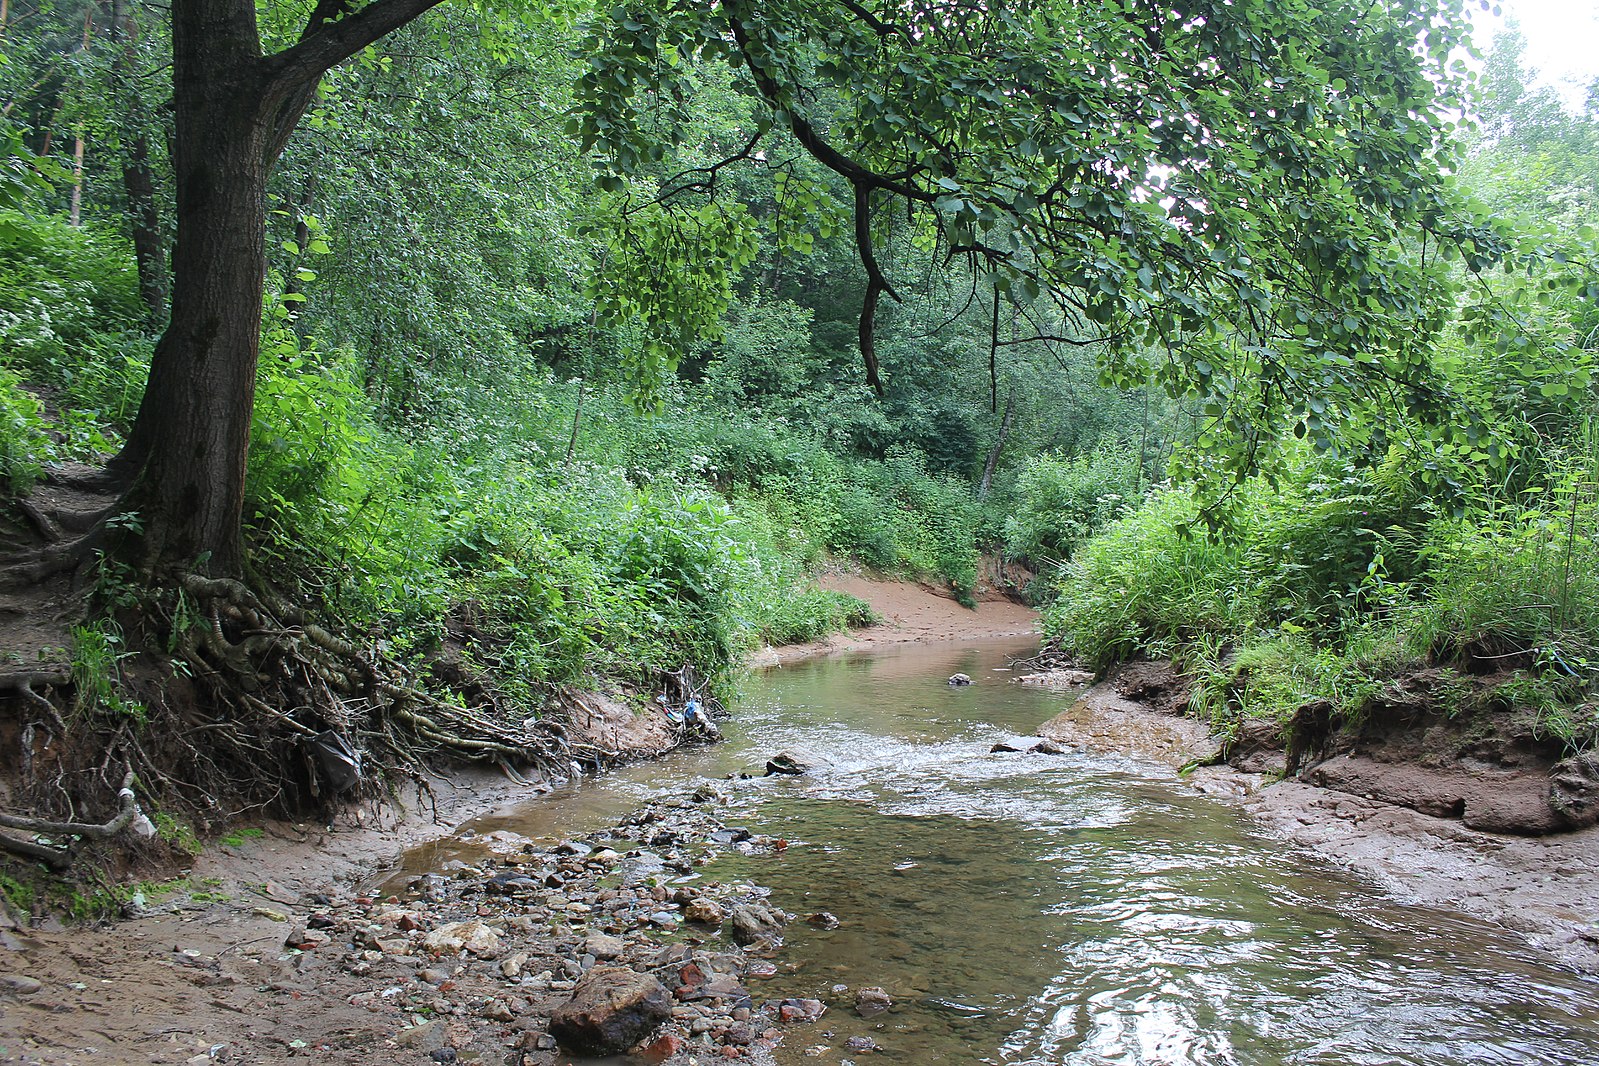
(69, 136, 86, 225)
(121, 129, 165, 321)
(68, 6, 94, 227)
(280, 178, 315, 322)
(111, 0, 168, 324)
(978, 389, 1017, 500)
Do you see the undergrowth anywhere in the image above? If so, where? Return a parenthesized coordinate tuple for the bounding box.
(1044, 443, 1599, 750)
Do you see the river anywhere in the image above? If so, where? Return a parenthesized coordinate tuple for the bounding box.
(398, 638, 1599, 1065)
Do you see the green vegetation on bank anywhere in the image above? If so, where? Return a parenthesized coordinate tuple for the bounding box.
(1040, 33, 1599, 752)
(1, 0, 1596, 847)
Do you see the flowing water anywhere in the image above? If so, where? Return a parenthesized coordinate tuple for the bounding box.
(397, 639, 1599, 1065)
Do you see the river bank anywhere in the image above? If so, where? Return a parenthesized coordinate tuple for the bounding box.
(1031, 661, 1599, 974)
(5, 576, 1598, 1064)
(744, 571, 1037, 667)
(0, 575, 1026, 1065)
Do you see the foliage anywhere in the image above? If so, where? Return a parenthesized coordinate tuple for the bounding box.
(0, 363, 54, 496)
(582, 0, 1485, 491)
(1004, 448, 1142, 564)
(1186, 633, 1385, 737)
(1042, 487, 1252, 671)
(0, 209, 145, 379)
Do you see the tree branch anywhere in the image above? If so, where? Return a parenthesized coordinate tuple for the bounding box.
(259, 0, 446, 102)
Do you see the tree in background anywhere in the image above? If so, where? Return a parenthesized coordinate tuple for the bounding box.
(582, 0, 1483, 492)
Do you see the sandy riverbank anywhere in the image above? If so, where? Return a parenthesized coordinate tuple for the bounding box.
(744, 571, 1038, 667)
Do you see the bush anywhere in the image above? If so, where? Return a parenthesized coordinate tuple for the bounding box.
(1004, 447, 1142, 563)
(1041, 486, 1253, 669)
(0, 363, 53, 496)
(0, 210, 145, 382)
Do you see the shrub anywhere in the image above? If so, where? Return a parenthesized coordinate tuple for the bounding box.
(0, 363, 53, 496)
(1004, 447, 1142, 564)
(1041, 486, 1255, 669)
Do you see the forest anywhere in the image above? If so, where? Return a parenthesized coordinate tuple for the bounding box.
(0, 0, 1597, 869)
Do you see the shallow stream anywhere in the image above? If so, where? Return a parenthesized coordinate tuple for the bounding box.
(399, 639, 1599, 1065)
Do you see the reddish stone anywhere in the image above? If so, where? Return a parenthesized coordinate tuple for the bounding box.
(638, 1033, 685, 1061)
(674, 962, 707, 998)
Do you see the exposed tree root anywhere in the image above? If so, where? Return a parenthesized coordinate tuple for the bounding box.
(0, 466, 688, 874)
(0, 772, 145, 869)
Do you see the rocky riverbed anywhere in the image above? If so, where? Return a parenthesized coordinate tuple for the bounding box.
(0, 781, 880, 1065)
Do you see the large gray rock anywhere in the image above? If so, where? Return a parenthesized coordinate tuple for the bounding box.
(729, 902, 786, 945)
(548, 966, 671, 1055)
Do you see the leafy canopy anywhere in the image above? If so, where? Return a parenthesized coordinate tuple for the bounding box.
(577, 0, 1481, 483)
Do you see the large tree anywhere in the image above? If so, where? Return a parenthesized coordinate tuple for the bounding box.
(105, 0, 449, 576)
(581, 0, 1481, 481)
(107, 0, 1476, 577)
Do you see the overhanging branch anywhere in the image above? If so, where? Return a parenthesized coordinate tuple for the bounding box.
(260, 0, 447, 104)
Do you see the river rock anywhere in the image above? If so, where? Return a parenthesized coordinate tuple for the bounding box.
(424, 920, 502, 958)
(0, 975, 42, 996)
(990, 742, 1023, 753)
(394, 1019, 447, 1051)
(685, 897, 725, 926)
(855, 986, 892, 1017)
(948, 673, 973, 686)
(778, 998, 826, 1023)
(585, 932, 626, 960)
(1028, 740, 1068, 755)
(548, 966, 672, 1056)
(729, 902, 786, 945)
(486, 871, 539, 894)
(805, 911, 840, 929)
(765, 752, 810, 776)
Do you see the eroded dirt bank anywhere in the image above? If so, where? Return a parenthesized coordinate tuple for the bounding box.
(744, 569, 1037, 666)
(1032, 661, 1599, 973)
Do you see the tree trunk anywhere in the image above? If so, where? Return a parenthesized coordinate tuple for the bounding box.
(978, 389, 1017, 500)
(112, 0, 269, 576)
(107, 0, 444, 576)
(121, 128, 165, 322)
(111, 0, 167, 324)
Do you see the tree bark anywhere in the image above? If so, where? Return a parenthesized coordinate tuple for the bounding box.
(112, 0, 271, 576)
(111, 0, 168, 324)
(110, 0, 445, 576)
